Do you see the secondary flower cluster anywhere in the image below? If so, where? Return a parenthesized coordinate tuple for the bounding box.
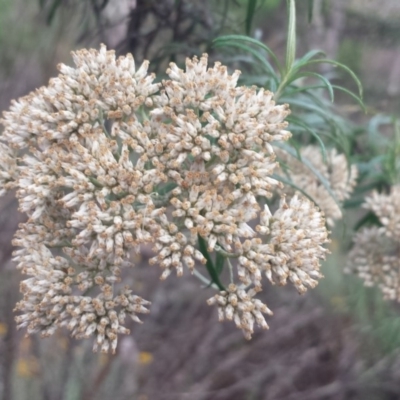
(276, 145, 358, 226)
(0, 45, 330, 350)
(346, 185, 400, 301)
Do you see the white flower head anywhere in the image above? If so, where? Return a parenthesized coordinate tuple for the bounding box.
(277, 145, 358, 226)
(256, 194, 330, 294)
(0, 46, 333, 350)
(207, 284, 272, 340)
(1, 44, 159, 149)
(347, 186, 400, 301)
(363, 185, 400, 241)
(347, 226, 400, 301)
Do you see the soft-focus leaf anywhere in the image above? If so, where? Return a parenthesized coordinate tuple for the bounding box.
(214, 35, 283, 75)
(288, 71, 334, 102)
(354, 211, 382, 231)
(198, 235, 225, 290)
(287, 115, 328, 161)
(284, 84, 331, 96)
(214, 41, 278, 81)
(215, 248, 225, 276)
(368, 114, 392, 153)
(271, 173, 320, 207)
(245, 0, 258, 35)
(157, 182, 178, 196)
(307, 58, 364, 99)
(282, 97, 337, 127)
(292, 49, 326, 71)
(331, 85, 366, 112)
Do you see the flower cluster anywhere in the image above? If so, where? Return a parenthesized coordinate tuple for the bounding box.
(346, 185, 400, 301)
(207, 284, 272, 339)
(1, 45, 330, 350)
(276, 145, 358, 226)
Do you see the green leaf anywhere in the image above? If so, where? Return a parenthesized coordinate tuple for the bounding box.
(245, 0, 258, 35)
(271, 173, 320, 206)
(331, 85, 366, 112)
(307, 58, 364, 99)
(213, 35, 283, 76)
(292, 49, 326, 70)
(287, 115, 328, 162)
(283, 84, 330, 96)
(282, 97, 335, 125)
(288, 71, 334, 102)
(215, 247, 225, 276)
(157, 182, 178, 196)
(198, 235, 225, 290)
(213, 41, 278, 81)
(368, 114, 392, 153)
(354, 211, 382, 231)
(288, 137, 302, 160)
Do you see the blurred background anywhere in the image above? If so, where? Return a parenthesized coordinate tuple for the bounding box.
(1, 0, 400, 399)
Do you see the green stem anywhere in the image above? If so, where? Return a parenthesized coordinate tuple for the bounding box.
(275, 0, 297, 101)
(214, 245, 240, 258)
(47, 241, 72, 248)
(227, 258, 234, 284)
(285, 0, 297, 74)
(274, 75, 290, 102)
(192, 269, 219, 290)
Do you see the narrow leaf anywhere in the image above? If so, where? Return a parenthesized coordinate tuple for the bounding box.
(288, 71, 334, 102)
(271, 173, 320, 206)
(331, 85, 366, 112)
(245, 0, 258, 35)
(157, 182, 178, 196)
(198, 235, 225, 290)
(307, 58, 364, 99)
(213, 35, 283, 75)
(293, 49, 326, 70)
(213, 41, 278, 81)
(354, 211, 382, 231)
(284, 84, 331, 96)
(215, 248, 225, 276)
(287, 115, 328, 162)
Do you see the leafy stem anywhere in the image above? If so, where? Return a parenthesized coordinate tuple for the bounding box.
(285, 0, 297, 75)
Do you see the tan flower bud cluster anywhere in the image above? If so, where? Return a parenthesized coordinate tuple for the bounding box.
(346, 185, 400, 301)
(1, 46, 330, 349)
(0, 142, 17, 196)
(207, 284, 272, 339)
(364, 185, 400, 240)
(277, 145, 358, 226)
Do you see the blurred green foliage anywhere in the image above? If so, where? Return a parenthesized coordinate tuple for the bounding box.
(337, 39, 363, 77)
